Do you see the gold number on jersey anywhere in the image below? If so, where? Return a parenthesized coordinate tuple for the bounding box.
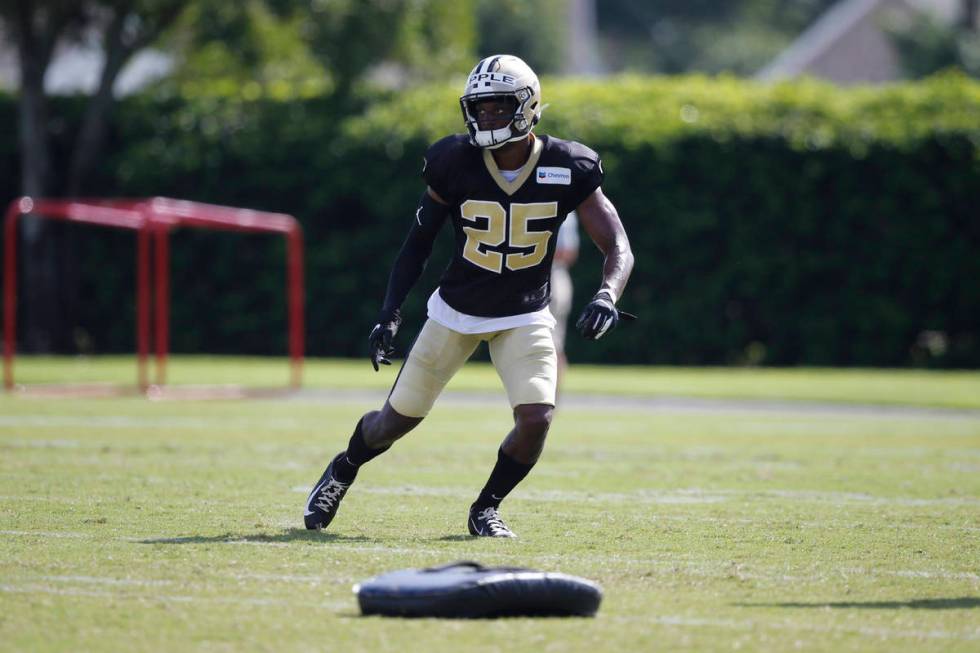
(507, 202, 558, 271)
(460, 200, 558, 274)
(460, 200, 506, 273)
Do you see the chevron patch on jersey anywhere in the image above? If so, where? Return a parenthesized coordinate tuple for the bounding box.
(536, 167, 571, 185)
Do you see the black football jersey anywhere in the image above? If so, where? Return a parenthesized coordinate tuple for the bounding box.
(422, 133, 603, 317)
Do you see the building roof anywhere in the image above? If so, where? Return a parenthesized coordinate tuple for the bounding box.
(756, 0, 961, 83)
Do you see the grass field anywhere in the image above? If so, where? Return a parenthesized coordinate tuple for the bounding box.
(1, 357, 978, 651)
(10, 355, 980, 408)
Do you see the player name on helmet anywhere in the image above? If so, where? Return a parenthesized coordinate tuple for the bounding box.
(469, 72, 516, 86)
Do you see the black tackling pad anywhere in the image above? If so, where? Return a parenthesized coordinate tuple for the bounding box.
(354, 561, 602, 618)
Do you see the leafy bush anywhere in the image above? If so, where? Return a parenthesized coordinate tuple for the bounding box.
(2, 73, 977, 366)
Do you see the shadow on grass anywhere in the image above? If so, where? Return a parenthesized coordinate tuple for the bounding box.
(738, 597, 980, 610)
(138, 529, 373, 545)
(433, 535, 477, 542)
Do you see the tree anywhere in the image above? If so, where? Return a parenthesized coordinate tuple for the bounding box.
(297, 0, 474, 95)
(4, 0, 476, 351)
(2, 0, 190, 351)
(474, 0, 567, 74)
(163, 0, 476, 99)
(593, 0, 839, 74)
(886, 0, 980, 79)
(161, 1, 329, 99)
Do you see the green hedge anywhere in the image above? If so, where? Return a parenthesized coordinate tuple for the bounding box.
(2, 73, 978, 366)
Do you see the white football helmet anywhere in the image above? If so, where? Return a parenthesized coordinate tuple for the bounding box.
(460, 55, 542, 149)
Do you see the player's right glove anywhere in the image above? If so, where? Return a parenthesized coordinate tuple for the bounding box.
(368, 308, 402, 371)
(575, 291, 636, 340)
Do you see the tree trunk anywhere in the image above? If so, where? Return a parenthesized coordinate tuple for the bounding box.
(66, 12, 130, 197)
(62, 11, 132, 355)
(963, 0, 978, 31)
(15, 4, 61, 353)
(61, 3, 185, 353)
(67, 1, 188, 197)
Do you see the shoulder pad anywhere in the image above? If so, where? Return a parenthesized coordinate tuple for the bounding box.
(422, 134, 471, 199)
(422, 134, 470, 176)
(560, 139, 601, 172)
(545, 137, 604, 206)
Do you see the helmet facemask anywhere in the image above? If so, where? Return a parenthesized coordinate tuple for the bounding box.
(460, 89, 537, 149)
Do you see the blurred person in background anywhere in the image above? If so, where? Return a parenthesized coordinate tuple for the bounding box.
(550, 211, 579, 382)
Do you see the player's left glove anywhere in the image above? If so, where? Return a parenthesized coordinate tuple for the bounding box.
(575, 291, 636, 340)
(368, 308, 402, 371)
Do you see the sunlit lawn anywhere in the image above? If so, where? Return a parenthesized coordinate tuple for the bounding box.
(8, 355, 980, 408)
(1, 359, 978, 651)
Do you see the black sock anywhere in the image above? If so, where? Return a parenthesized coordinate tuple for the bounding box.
(473, 447, 535, 510)
(332, 418, 389, 484)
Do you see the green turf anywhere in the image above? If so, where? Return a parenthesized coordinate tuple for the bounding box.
(8, 355, 980, 408)
(1, 363, 978, 652)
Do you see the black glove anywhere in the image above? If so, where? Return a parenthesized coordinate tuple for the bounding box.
(575, 291, 635, 340)
(368, 308, 402, 371)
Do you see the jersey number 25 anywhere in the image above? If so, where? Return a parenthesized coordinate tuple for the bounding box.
(460, 200, 557, 274)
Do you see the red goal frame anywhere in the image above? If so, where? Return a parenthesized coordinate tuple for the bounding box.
(3, 196, 305, 396)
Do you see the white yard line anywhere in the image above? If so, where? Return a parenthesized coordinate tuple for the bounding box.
(283, 388, 980, 420)
(2, 479, 979, 509)
(12, 572, 352, 586)
(38, 575, 173, 587)
(287, 483, 980, 507)
(883, 569, 980, 580)
(0, 583, 349, 609)
(3, 529, 976, 584)
(612, 614, 980, 642)
(4, 389, 980, 432)
(0, 529, 90, 539)
(0, 416, 310, 431)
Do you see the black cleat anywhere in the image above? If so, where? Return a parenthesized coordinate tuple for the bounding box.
(304, 453, 352, 530)
(468, 505, 516, 538)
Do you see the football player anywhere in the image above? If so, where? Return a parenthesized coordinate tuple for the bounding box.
(305, 54, 634, 537)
